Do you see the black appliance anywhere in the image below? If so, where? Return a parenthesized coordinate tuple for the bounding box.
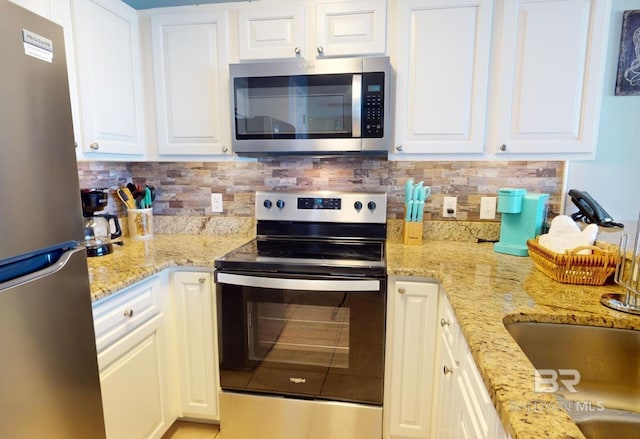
(81, 188, 122, 256)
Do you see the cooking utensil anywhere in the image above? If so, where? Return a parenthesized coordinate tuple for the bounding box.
(117, 188, 136, 209)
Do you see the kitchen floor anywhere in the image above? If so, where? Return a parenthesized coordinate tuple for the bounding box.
(162, 421, 221, 439)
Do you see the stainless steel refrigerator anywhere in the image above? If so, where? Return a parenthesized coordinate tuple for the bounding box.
(0, 1, 106, 437)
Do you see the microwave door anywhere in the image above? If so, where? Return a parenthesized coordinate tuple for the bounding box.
(352, 74, 362, 138)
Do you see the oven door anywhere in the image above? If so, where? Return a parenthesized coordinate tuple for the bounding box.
(216, 271, 385, 405)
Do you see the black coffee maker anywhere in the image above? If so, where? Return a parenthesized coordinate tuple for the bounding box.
(81, 188, 122, 257)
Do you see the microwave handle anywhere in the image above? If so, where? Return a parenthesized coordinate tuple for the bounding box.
(216, 272, 379, 292)
(352, 74, 362, 137)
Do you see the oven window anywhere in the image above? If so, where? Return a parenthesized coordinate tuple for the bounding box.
(248, 302, 349, 369)
(234, 74, 353, 139)
(218, 280, 386, 405)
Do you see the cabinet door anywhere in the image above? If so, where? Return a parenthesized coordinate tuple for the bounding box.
(432, 295, 462, 439)
(172, 272, 219, 420)
(99, 315, 171, 439)
(391, 0, 492, 156)
(151, 11, 230, 155)
(488, 0, 610, 156)
(384, 279, 439, 439)
(314, 0, 386, 57)
(74, 0, 145, 156)
(237, 3, 305, 60)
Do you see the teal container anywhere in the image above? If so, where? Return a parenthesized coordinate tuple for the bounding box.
(497, 188, 526, 213)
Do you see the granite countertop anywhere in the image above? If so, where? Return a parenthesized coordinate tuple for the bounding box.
(87, 235, 250, 301)
(386, 240, 639, 439)
(87, 234, 640, 439)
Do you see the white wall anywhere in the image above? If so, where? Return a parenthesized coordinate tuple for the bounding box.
(565, 0, 640, 222)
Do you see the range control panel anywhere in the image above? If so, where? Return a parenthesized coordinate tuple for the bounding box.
(256, 191, 387, 224)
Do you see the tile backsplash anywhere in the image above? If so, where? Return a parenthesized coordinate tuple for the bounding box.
(77, 157, 565, 222)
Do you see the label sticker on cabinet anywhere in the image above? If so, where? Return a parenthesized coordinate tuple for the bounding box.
(22, 29, 53, 63)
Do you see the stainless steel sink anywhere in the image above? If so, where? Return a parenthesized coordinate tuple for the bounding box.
(503, 322, 640, 413)
(573, 408, 640, 439)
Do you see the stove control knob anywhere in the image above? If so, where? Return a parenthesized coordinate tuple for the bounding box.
(263, 199, 272, 209)
(368, 201, 377, 211)
(276, 199, 285, 209)
(354, 201, 363, 211)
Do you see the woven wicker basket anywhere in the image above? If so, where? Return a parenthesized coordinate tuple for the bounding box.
(527, 238, 620, 285)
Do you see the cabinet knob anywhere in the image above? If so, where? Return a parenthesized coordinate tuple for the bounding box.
(123, 309, 134, 318)
(89, 142, 99, 150)
(440, 318, 451, 327)
(443, 365, 454, 375)
(294, 47, 301, 55)
(317, 46, 324, 54)
(222, 146, 229, 153)
(500, 144, 507, 152)
(396, 145, 403, 152)
(398, 287, 406, 295)
(199, 278, 206, 284)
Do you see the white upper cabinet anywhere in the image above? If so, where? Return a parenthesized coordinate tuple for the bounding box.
(237, 4, 306, 60)
(487, 0, 611, 158)
(151, 10, 230, 156)
(390, 0, 611, 159)
(236, 0, 386, 61)
(73, 0, 146, 156)
(314, 0, 386, 57)
(390, 0, 493, 156)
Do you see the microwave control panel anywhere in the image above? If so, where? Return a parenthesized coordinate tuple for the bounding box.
(362, 72, 385, 138)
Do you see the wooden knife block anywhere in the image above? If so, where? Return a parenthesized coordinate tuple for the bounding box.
(402, 205, 423, 245)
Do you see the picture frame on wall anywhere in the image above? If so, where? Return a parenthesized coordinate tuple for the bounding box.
(615, 10, 640, 96)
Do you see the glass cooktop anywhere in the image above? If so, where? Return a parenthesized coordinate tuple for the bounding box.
(215, 237, 386, 277)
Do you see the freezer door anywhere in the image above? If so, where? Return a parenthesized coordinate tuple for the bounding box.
(0, 246, 106, 438)
(0, 1, 84, 261)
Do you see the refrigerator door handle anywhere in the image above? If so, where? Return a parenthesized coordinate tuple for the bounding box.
(0, 246, 84, 292)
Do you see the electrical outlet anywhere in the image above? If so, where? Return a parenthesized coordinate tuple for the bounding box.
(442, 196, 457, 217)
(211, 193, 223, 213)
(480, 196, 497, 219)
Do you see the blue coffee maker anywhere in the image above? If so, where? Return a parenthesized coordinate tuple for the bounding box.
(494, 188, 549, 256)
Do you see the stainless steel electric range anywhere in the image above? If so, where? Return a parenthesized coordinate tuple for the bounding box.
(214, 191, 387, 439)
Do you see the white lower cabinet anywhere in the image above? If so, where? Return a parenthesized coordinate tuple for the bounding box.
(172, 271, 219, 420)
(384, 278, 439, 438)
(93, 273, 175, 439)
(92, 269, 221, 439)
(433, 292, 511, 439)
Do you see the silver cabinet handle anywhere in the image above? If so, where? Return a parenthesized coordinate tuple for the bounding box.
(396, 145, 403, 152)
(398, 287, 406, 295)
(89, 142, 99, 150)
(199, 278, 206, 284)
(440, 318, 451, 327)
(443, 365, 454, 375)
(222, 146, 228, 153)
(294, 47, 301, 55)
(123, 309, 134, 318)
(317, 46, 324, 54)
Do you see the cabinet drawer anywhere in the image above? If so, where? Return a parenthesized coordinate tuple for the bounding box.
(92, 275, 162, 353)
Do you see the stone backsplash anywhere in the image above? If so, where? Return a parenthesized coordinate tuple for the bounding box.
(77, 156, 564, 229)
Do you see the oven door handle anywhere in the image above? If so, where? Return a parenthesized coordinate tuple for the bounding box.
(216, 272, 379, 292)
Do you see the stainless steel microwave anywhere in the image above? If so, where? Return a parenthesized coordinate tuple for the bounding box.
(230, 56, 390, 154)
